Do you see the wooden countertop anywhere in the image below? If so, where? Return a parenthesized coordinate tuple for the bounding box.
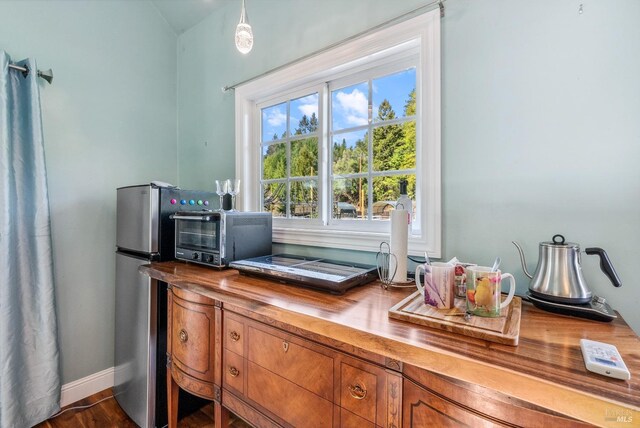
(141, 261, 640, 426)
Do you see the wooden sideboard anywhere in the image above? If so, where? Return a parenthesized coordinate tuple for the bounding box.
(141, 261, 640, 427)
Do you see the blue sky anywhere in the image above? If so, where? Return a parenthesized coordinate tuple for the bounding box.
(332, 67, 416, 131)
(261, 67, 415, 141)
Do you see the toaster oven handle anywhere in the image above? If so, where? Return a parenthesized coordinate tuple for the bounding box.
(169, 214, 212, 221)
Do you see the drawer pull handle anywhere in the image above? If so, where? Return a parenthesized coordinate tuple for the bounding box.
(228, 366, 240, 378)
(348, 383, 367, 400)
(229, 330, 240, 342)
(178, 329, 188, 343)
(282, 341, 289, 353)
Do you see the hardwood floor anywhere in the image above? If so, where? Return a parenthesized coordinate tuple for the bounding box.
(33, 388, 239, 427)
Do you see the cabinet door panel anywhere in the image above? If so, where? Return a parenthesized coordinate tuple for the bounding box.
(171, 293, 216, 383)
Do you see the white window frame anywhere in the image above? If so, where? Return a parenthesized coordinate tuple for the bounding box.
(235, 11, 441, 257)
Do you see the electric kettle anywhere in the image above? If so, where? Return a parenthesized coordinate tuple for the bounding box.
(512, 234, 621, 305)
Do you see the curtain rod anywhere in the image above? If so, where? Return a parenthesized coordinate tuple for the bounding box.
(222, 0, 445, 93)
(8, 63, 54, 84)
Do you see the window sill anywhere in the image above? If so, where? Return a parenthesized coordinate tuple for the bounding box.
(272, 226, 440, 258)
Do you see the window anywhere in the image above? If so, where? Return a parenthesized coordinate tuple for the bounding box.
(260, 92, 320, 219)
(235, 11, 441, 256)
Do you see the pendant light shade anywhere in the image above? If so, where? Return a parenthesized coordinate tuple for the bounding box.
(235, 0, 253, 54)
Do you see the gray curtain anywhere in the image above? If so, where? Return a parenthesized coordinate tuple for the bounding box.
(0, 51, 60, 427)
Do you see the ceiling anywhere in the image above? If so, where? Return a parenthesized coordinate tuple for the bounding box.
(151, 0, 234, 34)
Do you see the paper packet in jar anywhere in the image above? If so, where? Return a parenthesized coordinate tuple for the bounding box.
(448, 257, 476, 298)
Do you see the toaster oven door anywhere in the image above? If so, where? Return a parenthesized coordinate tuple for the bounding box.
(174, 213, 220, 253)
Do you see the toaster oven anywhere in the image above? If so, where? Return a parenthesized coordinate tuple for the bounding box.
(170, 210, 272, 268)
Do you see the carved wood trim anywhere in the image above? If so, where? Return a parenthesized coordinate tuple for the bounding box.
(387, 371, 402, 428)
(214, 307, 223, 387)
(385, 358, 403, 372)
(213, 384, 221, 404)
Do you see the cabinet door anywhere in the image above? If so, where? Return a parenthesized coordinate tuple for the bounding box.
(170, 289, 216, 384)
(403, 379, 502, 427)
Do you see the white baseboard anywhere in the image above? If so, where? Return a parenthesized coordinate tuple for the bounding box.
(60, 367, 115, 407)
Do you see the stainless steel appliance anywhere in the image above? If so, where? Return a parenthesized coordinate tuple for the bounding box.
(513, 234, 622, 321)
(171, 210, 272, 268)
(114, 184, 215, 427)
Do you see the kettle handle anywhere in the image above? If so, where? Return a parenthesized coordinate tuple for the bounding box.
(585, 247, 622, 288)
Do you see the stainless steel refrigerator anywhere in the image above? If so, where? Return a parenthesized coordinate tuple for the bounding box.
(114, 184, 214, 427)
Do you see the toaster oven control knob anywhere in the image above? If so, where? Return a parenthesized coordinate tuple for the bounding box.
(192, 252, 199, 260)
(204, 254, 213, 263)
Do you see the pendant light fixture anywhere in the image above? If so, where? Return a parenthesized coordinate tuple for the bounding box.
(235, 0, 253, 54)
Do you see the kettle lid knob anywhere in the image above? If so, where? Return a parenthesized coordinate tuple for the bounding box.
(552, 234, 565, 245)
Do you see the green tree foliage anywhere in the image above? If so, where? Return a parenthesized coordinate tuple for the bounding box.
(262, 91, 416, 218)
(262, 143, 286, 180)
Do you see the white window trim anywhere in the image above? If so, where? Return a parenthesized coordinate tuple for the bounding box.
(235, 11, 441, 257)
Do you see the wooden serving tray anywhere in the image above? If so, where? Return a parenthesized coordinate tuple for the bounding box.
(388, 292, 522, 346)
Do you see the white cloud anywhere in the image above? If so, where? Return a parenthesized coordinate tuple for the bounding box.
(266, 108, 286, 127)
(298, 94, 318, 104)
(335, 89, 368, 126)
(298, 103, 317, 117)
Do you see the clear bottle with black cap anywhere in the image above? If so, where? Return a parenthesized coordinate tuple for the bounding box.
(396, 179, 412, 227)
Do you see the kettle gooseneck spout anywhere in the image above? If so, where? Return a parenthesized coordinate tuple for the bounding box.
(512, 241, 533, 279)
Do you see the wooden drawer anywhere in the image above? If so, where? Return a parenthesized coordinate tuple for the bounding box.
(247, 323, 334, 401)
(340, 362, 379, 424)
(403, 379, 501, 427)
(402, 364, 591, 428)
(247, 361, 333, 428)
(224, 349, 245, 396)
(224, 311, 245, 356)
(340, 408, 375, 428)
(221, 310, 402, 428)
(170, 288, 216, 384)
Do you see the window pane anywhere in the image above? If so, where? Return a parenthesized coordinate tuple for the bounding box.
(373, 68, 416, 123)
(332, 178, 368, 220)
(332, 130, 368, 175)
(291, 137, 318, 178)
(263, 182, 286, 218)
(290, 180, 318, 219)
(262, 102, 287, 142)
(262, 143, 287, 180)
(372, 121, 416, 172)
(372, 175, 415, 220)
(331, 82, 368, 131)
(290, 93, 318, 136)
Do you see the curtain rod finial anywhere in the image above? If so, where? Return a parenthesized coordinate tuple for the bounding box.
(38, 69, 53, 84)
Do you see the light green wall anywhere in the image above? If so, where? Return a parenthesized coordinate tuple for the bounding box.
(178, 0, 640, 334)
(0, 1, 178, 383)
